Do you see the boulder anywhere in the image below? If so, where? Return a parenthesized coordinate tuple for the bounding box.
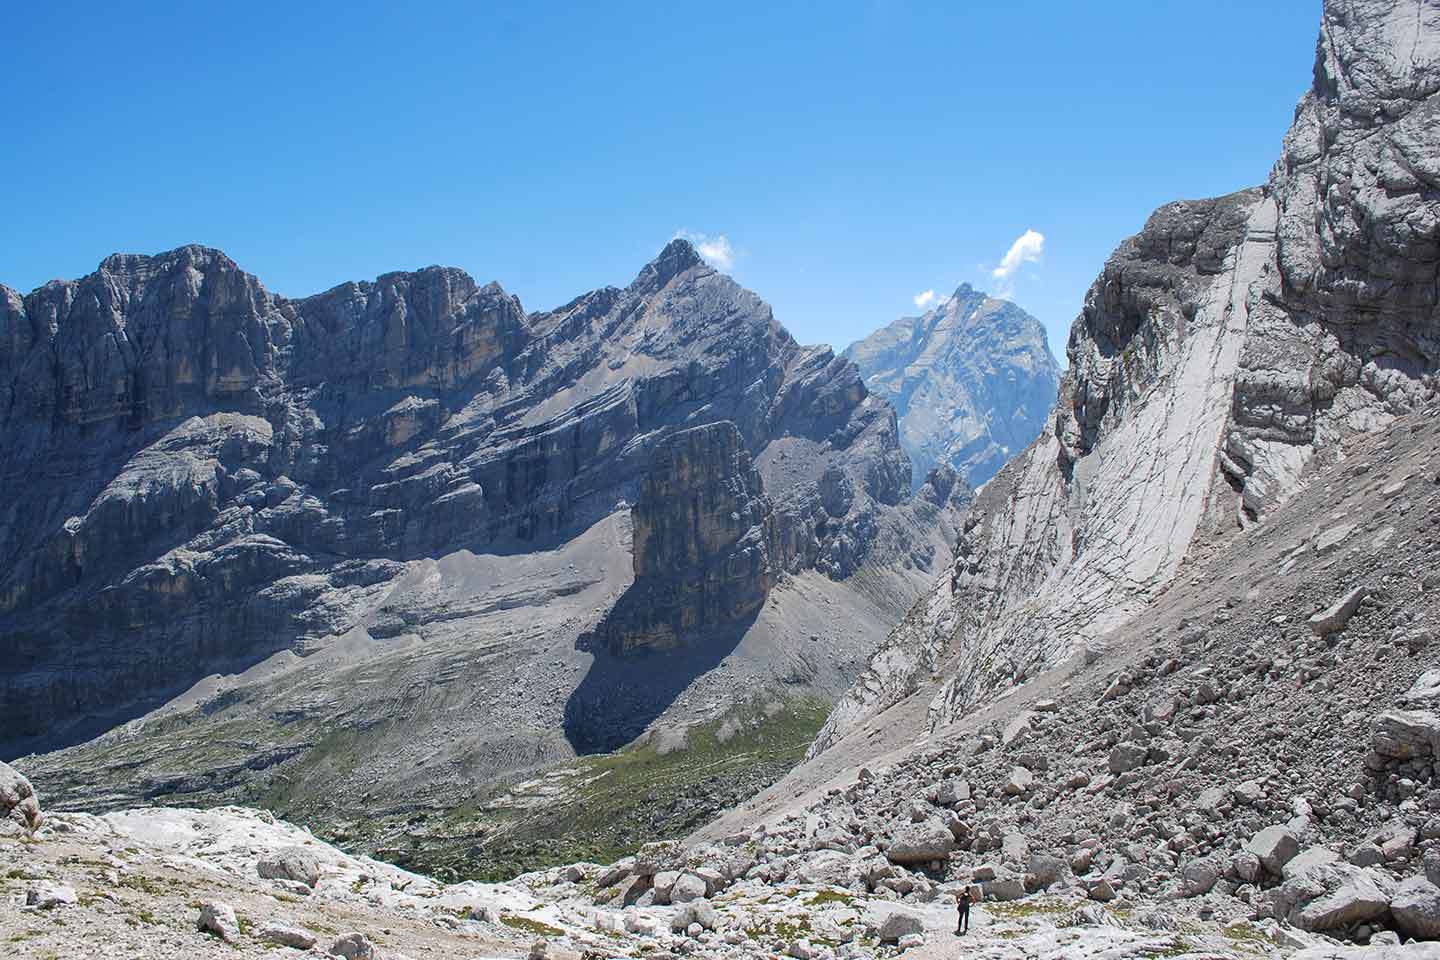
(670, 872, 708, 904)
(1245, 826, 1300, 876)
(1002, 712, 1035, 749)
(1194, 786, 1227, 812)
(886, 820, 955, 865)
(794, 850, 853, 886)
(1402, 670, 1440, 707)
(1282, 847, 1340, 880)
(1181, 858, 1222, 897)
(258, 923, 319, 950)
(1004, 767, 1035, 796)
(1027, 853, 1067, 889)
(1392, 876, 1440, 940)
(25, 882, 77, 910)
(594, 857, 635, 888)
(1085, 876, 1117, 902)
(934, 779, 971, 806)
(1275, 863, 1394, 933)
(0, 761, 43, 835)
(867, 904, 924, 943)
(197, 901, 241, 944)
(672, 900, 720, 932)
(653, 870, 680, 904)
(330, 933, 377, 959)
(1373, 710, 1440, 760)
(257, 846, 323, 888)
(983, 875, 1027, 901)
(1000, 832, 1029, 864)
(1307, 587, 1367, 636)
(1108, 742, 1149, 774)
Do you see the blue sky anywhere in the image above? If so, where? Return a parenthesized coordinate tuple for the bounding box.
(3, 1, 1319, 365)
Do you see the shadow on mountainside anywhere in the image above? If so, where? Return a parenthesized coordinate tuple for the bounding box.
(562, 608, 761, 755)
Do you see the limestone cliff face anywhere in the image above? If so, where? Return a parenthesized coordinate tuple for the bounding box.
(0, 240, 962, 771)
(844, 287, 1060, 488)
(813, 0, 1440, 755)
(599, 422, 778, 655)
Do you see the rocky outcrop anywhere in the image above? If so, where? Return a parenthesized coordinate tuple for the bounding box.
(599, 422, 779, 655)
(814, 0, 1440, 753)
(0, 760, 42, 835)
(844, 286, 1060, 488)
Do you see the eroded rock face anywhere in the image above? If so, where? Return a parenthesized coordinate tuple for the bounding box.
(814, 0, 1440, 754)
(844, 286, 1060, 489)
(599, 422, 779, 655)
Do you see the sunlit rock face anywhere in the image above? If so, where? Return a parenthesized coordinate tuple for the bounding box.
(814, 0, 1440, 755)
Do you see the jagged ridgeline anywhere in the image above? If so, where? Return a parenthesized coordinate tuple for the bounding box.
(0, 239, 971, 837)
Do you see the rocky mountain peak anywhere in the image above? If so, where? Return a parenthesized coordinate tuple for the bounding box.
(629, 237, 708, 294)
(843, 287, 1060, 488)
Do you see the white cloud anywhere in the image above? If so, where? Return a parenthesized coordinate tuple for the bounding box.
(674, 229, 736, 270)
(913, 288, 936, 309)
(992, 228, 1045, 280)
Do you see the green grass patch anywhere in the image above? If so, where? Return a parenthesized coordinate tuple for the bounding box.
(986, 897, 1078, 920)
(501, 915, 565, 938)
(806, 890, 856, 907)
(397, 692, 831, 882)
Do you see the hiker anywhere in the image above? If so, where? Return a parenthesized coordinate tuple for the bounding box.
(955, 884, 975, 935)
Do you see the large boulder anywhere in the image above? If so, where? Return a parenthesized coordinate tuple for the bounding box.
(1373, 710, 1440, 760)
(25, 882, 77, 910)
(0, 761, 43, 835)
(672, 900, 719, 932)
(653, 871, 681, 904)
(1274, 863, 1394, 933)
(794, 850, 855, 887)
(330, 933, 377, 960)
(257, 923, 319, 950)
(1027, 853, 1068, 890)
(257, 847, 322, 888)
(1401, 671, 1440, 707)
(934, 779, 971, 806)
(1391, 876, 1440, 940)
(1002, 712, 1035, 749)
(866, 904, 925, 943)
(1283, 847, 1340, 881)
(983, 875, 1027, 901)
(885, 820, 955, 865)
(670, 872, 708, 904)
(1004, 767, 1035, 796)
